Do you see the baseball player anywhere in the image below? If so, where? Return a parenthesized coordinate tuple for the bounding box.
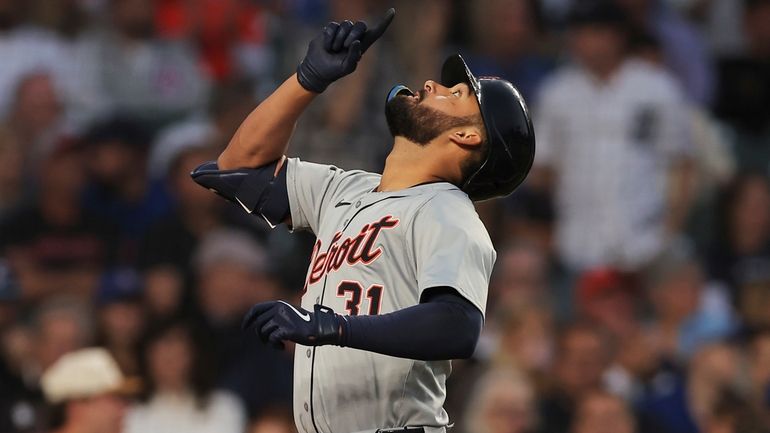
(191, 8, 535, 433)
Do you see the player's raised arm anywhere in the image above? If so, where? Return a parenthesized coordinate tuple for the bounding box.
(217, 9, 395, 170)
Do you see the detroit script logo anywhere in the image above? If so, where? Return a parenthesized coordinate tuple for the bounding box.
(305, 215, 400, 287)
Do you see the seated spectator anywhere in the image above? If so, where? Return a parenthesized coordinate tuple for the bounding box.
(708, 173, 770, 303)
(539, 323, 613, 433)
(703, 388, 767, 433)
(7, 71, 64, 167)
(81, 116, 171, 264)
(0, 142, 117, 300)
(124, 318, 246, 433)
(492, 307, 555, 379)
(489, 242, 552, 317)
(0, 0, 66, 119)
(192, 229, 292, 417)
(138, 143, 229, 318)
(41, 348, 131, 433)
(94, 268, 146, 376)
(639, 343, 742, 433)
(646, 249, 737, 362)
(463, 368, 538, 433)
(576, 269, 638, 340)
(571, 391, 636, 433)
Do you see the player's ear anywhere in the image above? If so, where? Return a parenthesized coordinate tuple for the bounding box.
(448, 127, 482, 148)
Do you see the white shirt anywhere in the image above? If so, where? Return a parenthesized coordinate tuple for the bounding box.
(535, 59, 692, 271)
(124, 390, 246, 433)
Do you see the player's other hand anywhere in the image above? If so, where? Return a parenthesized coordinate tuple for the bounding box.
(296, 8, 395, 93)
(242, 301, 343, 349)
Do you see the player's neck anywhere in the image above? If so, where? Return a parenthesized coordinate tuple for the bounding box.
(378, 138, 445, 192)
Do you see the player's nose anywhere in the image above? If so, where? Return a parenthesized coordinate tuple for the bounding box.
(424, 80, 449, 96)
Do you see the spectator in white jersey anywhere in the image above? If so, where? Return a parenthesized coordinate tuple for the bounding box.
(533, 0, 693, 273)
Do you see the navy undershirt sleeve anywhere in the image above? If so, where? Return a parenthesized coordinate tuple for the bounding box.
(337, 288, 483, 360)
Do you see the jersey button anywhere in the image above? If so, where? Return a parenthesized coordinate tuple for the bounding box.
(306, 349, 311, 358)
(315, 297, 320, 303)
(304, 402, 309, 412)
(355, 200, 361, 208)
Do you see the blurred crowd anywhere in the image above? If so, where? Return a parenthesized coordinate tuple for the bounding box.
(1, 0, 770, 432)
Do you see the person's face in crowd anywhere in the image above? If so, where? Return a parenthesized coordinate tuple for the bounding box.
(650, 263, 702, 323)
(88, 141, 143, 186)
(555, 328, 608, 398)
(12, 73, 62, 135)
(745, 1, 770, 57)
(143, 266, 183, 317)
(729, 176, 770, 253)
(691, 344, 741, 389)
(36, 313, 88, 370)
(569, 25, 626, 78)
(572, 393, 635, 433)
(500, 309, 554, 372)
(112, 0, 155, 39)
(67, 394, 126, 433)
(40, 149, 86, 201)
(582, 290, 636, 339)
(198, 262, 275, 321)
(493, 245, 547, 310)
(480, 378, 537, 433)
(100, 301, 144, 348)
(148, 327, 192, 392)
(0, 0, 21, 30)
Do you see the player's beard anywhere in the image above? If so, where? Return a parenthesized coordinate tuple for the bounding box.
(385, 93, 476, 145)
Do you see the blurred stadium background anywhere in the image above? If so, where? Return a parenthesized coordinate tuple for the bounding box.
(1, 0, 770, 432)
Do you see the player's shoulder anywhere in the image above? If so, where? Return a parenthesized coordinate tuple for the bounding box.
(413, 188, 493, 245)
(286, 157, 380, 194)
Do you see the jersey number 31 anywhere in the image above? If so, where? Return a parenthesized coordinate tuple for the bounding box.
(337, 281, 383, 316)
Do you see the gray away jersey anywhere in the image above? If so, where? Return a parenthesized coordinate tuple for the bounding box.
(285, 158, 496, 433)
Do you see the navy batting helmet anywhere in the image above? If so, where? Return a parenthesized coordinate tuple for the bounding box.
(441, 54, 536, 201)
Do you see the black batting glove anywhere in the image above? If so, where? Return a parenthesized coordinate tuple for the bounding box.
(242, 301, 344, 349)
(296, 8, 395, 93)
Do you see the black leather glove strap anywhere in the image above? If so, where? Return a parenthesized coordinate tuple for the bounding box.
(313, 304, 343, 345)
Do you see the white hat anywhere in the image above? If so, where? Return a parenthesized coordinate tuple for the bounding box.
(40, 348, 127, 403)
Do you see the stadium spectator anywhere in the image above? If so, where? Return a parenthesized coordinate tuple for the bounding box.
(40, 348, 130, 433)
(646, 249, 736, 362)
(0, 142, 117, 300)
(746, 329, 770, 427)
(192, 229, 293, 417)
(534, 0, 693, 272)
(538, 323, 613, 433)
(94, 268, 146, 376)
(639, 343, 742, 433)
(81, 116, 172, 264)
(708, 173, 770, 303)
(248, 408, 297, 433)
(575, 269, 638, 339)
(463, 368, 538, 433)
(571, 391, 636, 433)
(124, 318, 246, 433)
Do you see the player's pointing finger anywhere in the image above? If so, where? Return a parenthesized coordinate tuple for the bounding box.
(360, 8, 395, 53)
